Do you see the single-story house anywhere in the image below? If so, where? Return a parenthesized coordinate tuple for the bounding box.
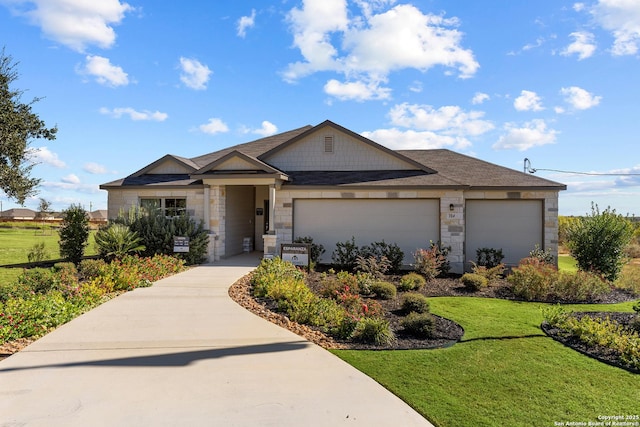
(0, 208, 37, 220)
(100, 120, 566, 273)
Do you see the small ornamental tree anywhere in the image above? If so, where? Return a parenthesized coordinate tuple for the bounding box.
(58, 204, 89, 264)
(566, 203, 634, 282)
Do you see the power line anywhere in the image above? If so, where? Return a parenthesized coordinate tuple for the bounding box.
(523, 158, 640, 176)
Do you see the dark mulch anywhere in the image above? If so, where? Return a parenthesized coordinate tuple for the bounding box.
(542, 312, 639, 374)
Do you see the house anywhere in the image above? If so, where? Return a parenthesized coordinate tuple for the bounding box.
(0, 208, 37, 220)
(100, 120, 566, 273)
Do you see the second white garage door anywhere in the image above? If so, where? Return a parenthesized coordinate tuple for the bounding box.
(293, 199, 440, 265)
(465, 200, 543, 268)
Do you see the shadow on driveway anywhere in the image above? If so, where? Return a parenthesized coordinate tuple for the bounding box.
(0, 340, 309, 373)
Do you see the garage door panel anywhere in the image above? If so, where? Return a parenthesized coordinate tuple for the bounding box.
(294, 199, 439, 265)
(466, 200, 543, 268)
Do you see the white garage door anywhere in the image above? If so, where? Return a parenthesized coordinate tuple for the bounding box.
(294, 199, 439, 265)
(466, 200, 543, 268)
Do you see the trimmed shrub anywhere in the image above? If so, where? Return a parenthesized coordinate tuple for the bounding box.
(351, 317, 396, 346)
(16, 268, 56, 294)
(529, 244, 555, 265)
(566, 203, 634, 282)
(58, 204, 90, 264)
(370, 280, 397, 300)
(79, 259, 107, 281)
(461, 273, 488, 291)
(355, 271, 375, 295)
(553, 271, 609, 302)
(318, 271, 358, 299)
(508, 261, 556, 301)
(614, 266, 640, 296)
(400, 312, 436, 338)
(401, 292, 430, 314)
(398, 272, 427, 291)
(469, 262, 505, 282)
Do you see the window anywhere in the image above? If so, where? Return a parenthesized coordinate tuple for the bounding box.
(324, 135, 334, 153)
(139, 198, 187, 217)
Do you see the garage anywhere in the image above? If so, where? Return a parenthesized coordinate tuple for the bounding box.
(293, 199, 440, 265)
(465, 200, 543, 268)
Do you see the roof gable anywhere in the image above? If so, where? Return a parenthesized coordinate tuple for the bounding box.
(130, 155, 198, 176)
(193, 150, 286, 177)
(260, 120, 433, 172)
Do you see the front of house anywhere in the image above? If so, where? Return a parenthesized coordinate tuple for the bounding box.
(100, 120, 566, 273)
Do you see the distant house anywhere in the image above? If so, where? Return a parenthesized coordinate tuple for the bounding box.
(0, 208, 37, 220)
(101, 120, 566, 272)
(89, 210, 108, 224)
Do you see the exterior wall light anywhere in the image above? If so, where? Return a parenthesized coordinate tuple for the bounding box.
(449, 203, 455, 211)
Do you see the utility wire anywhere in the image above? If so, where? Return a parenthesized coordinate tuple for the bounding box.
(523, 158, 640, 176)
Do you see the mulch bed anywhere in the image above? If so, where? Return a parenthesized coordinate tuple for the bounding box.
(542, 312, 640, 374)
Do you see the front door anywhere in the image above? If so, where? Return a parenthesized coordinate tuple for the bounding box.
(263, 200, 270, 234)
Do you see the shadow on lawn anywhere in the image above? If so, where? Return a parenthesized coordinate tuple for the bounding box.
(459, 333, 547, 343)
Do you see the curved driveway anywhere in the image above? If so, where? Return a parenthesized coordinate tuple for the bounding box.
(0, 254, 432, 426)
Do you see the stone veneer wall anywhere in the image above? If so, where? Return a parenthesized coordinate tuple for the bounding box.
(273, 188, 560, 274)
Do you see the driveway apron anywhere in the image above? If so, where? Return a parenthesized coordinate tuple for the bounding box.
(0, 253, 432, 426)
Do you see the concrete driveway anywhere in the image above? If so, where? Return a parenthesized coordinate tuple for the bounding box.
(0, 254, 433, 426)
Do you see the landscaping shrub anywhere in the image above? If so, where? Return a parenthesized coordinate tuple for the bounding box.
(614, 266, 640, 296)
(252, 257, 306, 298)
(360, 241, 404, 273)
(400, 312, 436, 338)
(52, 262, 80, 298)
(509, 259, 609, 302)
(293, 236, 325, 266)
(355, 255, 391, 278)
(469, 261, 505, 282)
(16, 268, 57, 294)
(331, 237, 359, 271)
(0, 281, 33, 302)
(350, 317, 396, 346)
(58, 204, 90, 265)
(79, 258, 107, 281)
(413, 246, 446, 281)
(318, 271, 358, 299)
(370, 280, 397, 300)
(355, 271, 375, 295)
(460, 273, 488, 291)
(565, 203, 634, 282)
(94, 223, 145, 261)
(401, 292, 430, 314)
(122, 209, 209, 265)
(476, 247, 504, 269)
(398, 272, 426, 291)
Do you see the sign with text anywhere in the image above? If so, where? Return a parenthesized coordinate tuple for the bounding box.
(280, 243, 310, 268)
(173, 236, 190, 253)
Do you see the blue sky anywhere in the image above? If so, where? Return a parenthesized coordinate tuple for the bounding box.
(1, 0, 639, 216)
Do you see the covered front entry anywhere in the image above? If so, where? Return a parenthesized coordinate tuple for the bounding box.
(465, 199, 543, 268)
(293, 199, 440, 265)
(224, 185, 272, 256)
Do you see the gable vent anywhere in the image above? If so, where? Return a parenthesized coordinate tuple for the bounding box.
(324, 136, 334, 153)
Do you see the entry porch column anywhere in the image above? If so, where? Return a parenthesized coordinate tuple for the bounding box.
(263, 184, 278, 258)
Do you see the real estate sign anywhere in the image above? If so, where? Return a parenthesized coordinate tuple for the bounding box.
(280, 243, 310, 268)
(173, 236, 190, 253)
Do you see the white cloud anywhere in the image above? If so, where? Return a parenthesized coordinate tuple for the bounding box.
(179, 57, 212, 90)
(237, 9, 256, 38)
(83, 162, 108, 174)
(493, 119, 558, 151)
(99, 107, 168, 121)
(284, 2, 478, 101)
(251, 121, 278, 137)
(30, 147, 66, 168)
(324, 79, 391, 101)
(574, 3, 586, 12)
(562, 31, 596, 59)
(41, 180, 100, 194)
(362, 127, 467, 150)
(199, 118, 229, 135)
(471, 92, 490, 105)
(2, 0, 133, 52)
(590, 0, 640, 56)
(514, 90, 544, 112)
(560, 86, 602, 110)
(614, 165, 640, 187)
(388, 103, 494, 136)
(61, 174, 80, 184)
(79, 55, 129, 87)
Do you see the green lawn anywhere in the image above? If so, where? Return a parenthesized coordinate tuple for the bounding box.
(0, 227, 97, 285)
(333, 297, 639, 427)
(558, 254, 578, 272)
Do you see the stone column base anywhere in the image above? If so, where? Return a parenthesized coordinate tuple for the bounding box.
(262, 234, 278, 259)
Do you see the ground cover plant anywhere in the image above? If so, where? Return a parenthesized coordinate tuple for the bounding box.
(0, 254, 186, 347)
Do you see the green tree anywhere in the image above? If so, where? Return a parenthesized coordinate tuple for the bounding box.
(94, 223, 145, 261)
(566, 203, 634, 282)
(0, 48, 57, 204)
(59, 204, 90, 264)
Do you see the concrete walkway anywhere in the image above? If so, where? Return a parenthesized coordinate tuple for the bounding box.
(0, 254, 433, 427)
